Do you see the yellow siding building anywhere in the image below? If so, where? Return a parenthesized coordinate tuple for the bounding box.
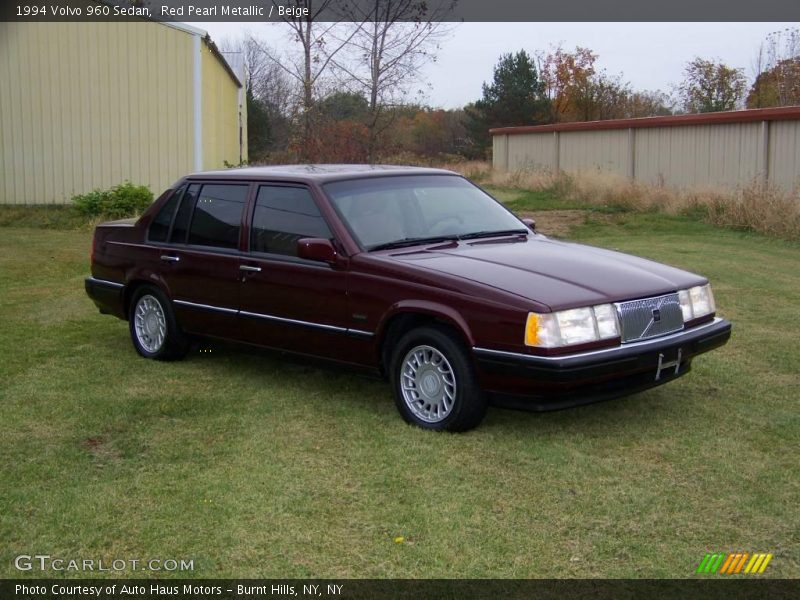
(0, 20, 246, 204)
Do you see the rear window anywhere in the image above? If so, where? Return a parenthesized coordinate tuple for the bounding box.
(148, 188, 182, 242)
(170, 184, 200, 244)
(186, 185, 248, 249)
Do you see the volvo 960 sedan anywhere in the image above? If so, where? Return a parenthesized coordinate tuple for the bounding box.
(85, 165, 731, 431)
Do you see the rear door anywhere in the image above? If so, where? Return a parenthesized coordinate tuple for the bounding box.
(154, 182, 250, 339)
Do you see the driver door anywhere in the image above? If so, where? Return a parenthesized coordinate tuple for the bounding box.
(237, 183, 366, 364)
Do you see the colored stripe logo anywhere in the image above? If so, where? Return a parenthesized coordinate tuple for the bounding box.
(696, 552, 773, 574)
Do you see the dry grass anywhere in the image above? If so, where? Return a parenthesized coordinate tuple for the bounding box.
(442, 161, 800, 241)
(703, 183, 800, 241)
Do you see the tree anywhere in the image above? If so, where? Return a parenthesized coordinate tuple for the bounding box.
(262, 0, 359, 159)
(677, 57, 747, 113)
(328, 0, 454, 160)
(626, 90, 674, 118)
(538, 45, 598, 122)
(221, 35, 294, 161)
(466, 50, 551, 155)
(747, 58, 800, 108)
(410, 109, 468, 157)
(747, 28, 800, 108)
(315, 91, 370, 122)
(246, 88, 273, 160)
(304, 119, 371, 163)
(537, 45, 672, 122)
(570, 72, 632, 121)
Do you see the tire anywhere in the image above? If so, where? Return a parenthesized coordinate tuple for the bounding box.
(390, 325, 487, 432)
(128, 286, 189, 361)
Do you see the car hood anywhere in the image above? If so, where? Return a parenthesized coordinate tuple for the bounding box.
(383, 236, 705, 310)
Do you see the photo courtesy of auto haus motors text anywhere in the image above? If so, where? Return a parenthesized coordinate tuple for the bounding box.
(13, 583, 345, 598)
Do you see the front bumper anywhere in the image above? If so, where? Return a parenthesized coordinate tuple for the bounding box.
(473, 317, 732, 410)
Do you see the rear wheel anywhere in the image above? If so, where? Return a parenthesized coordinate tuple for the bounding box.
(129, 286, 189, 361)
(390, 326, 487, 431)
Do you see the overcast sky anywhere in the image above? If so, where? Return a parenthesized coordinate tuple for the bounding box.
(196, 21, 796, 108)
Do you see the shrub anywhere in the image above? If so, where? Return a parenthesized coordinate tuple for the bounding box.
(71, 190, 106, 217)
(224, 159, 249, 168)
(72, 182, 153, 219)
(103, 181, 153, 218)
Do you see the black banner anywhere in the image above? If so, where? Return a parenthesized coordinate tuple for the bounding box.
(1, 0, 800, 22)
(3, 579, 800, 600)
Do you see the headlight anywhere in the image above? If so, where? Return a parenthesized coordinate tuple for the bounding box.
(525, 304, 619, 348)
(677, 284, 715, 321)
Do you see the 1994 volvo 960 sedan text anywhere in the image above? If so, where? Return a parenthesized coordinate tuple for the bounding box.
(86, 165, 731, 431)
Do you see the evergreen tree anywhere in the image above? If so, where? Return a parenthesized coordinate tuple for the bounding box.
(465, 51, 551, 156)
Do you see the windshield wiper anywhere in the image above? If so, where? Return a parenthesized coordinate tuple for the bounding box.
(369, 229, 528, 251)
(369, 235, 460, 252)
(458, 229, 529, 240)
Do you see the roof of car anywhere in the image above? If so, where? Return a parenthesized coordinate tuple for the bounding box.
(186, 164, 459, 183)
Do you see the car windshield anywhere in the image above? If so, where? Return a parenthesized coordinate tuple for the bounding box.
(324, 175, 527, 250)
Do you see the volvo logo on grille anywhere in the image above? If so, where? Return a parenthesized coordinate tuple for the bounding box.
(617, 293, 683, 342)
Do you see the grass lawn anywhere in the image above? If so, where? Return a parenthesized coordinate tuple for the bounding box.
(1, 200, 798, 579)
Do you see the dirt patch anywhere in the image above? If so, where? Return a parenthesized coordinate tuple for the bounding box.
(82, 435, 121, 464)
(519, 210, 620, 238)
(519, 210, 587, 238)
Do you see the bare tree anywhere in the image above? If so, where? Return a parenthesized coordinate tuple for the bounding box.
(262, 1, 361, 158)
(221, 34, 297, 160)
(326, 0, 456, 160)
(240, 35, 295, 116)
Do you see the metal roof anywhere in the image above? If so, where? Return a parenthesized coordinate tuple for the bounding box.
(490, 106, 800, 136)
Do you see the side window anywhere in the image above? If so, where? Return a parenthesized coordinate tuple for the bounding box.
(251, 186, 332, 257)
(148, 187, 183, 242)
(187, 184, 248, 249)
(170, 184, 200, 244)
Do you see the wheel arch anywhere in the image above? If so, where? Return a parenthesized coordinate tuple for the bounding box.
(375, 301, 475, 377)
(122, 273, 171, 320)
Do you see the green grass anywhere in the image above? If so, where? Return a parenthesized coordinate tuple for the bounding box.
(1, 208, 798, 579)
(484, 186, 625, 213)
(0, 205, 96, 230)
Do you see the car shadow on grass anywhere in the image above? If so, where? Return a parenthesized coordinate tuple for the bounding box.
(483, 389, 680, 436)
(171, 337, 685, 437)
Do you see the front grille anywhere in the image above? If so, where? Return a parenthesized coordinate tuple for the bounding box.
(616, 293, 683, 343)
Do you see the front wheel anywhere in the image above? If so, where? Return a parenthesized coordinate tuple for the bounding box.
(390, 326, 487, 432)
(129, 286, 189, 361)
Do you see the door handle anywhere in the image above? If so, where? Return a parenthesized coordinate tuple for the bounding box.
(160, 255, 180, 262)
(239, 265, 262, 273)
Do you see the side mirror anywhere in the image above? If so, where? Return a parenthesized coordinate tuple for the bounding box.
(297, 238, 338, 264)
(521, 217, 536, 232)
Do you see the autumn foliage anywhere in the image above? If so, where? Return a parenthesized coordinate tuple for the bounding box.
(747, 28, 800, 108)
(245, 29, 798, 165)
(296, 119, 371, 163)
